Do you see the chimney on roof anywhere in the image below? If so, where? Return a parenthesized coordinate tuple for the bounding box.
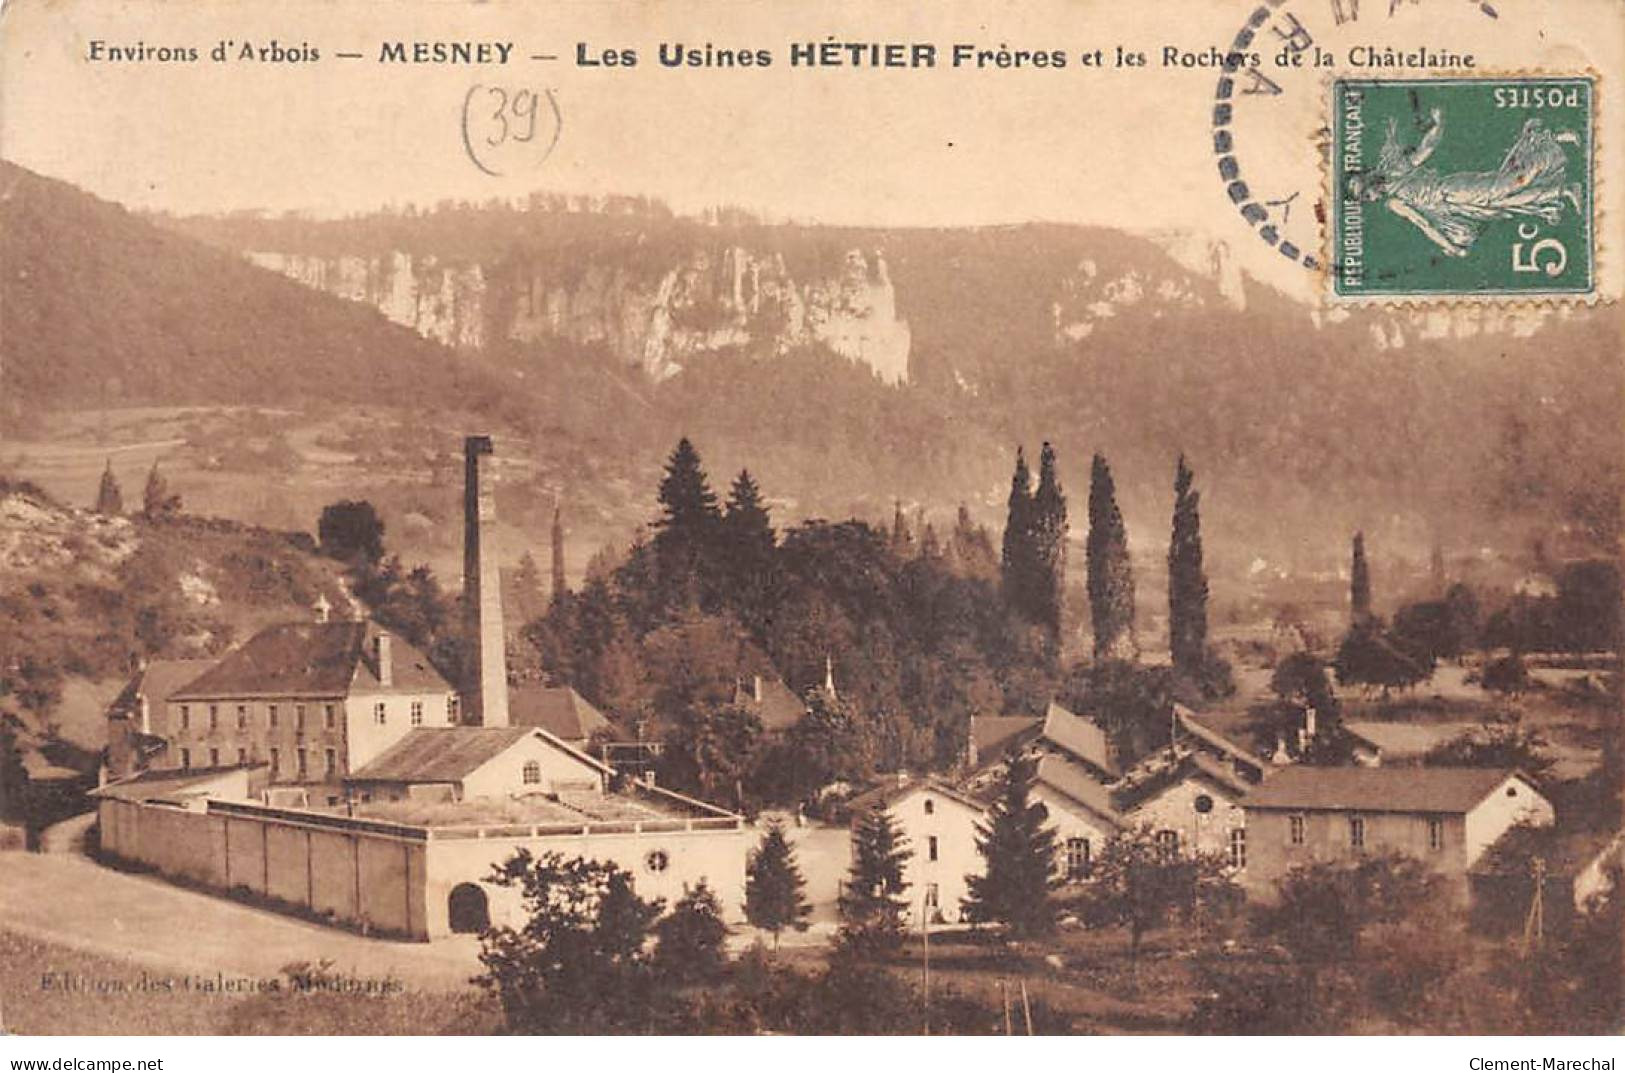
(823, 654, 838, 701)
(375, 632, 393, 687)
(966, 714, 979, 770)
(463, 435, 510, 727)
(753, 674, 763, 703)
(314, 592, 332, 624)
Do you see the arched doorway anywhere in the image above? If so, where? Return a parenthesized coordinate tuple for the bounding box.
(448, 883, 490, 933)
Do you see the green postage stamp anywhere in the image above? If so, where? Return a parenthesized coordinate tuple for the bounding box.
(1331, 76, 1595, 299)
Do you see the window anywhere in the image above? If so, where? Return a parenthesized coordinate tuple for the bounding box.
(268, 704, 279, 729)
(324, 748, 337, 779)
(1066, 837, 1092, 879)
(1229, 828, 1247, 869)
(447, 695, 459, 723)
(236, 704, 248, 730)
(1427, 817, 1444, 852)
(522, 760, 541, 785)
(411, 700, 424, 726)
(323, 703, 336, 729)
(1194, 794, 1214, 814)
(180, 748, 191, 769)
(208, 705, 219, 730)
(269, 747, 279, 775)
(297, 749, 308, 779)
(293, 704, 303, 731)
(1289, 814, 1305, 845)
(923, 798, 935, 815)
(208, 747, 220, 767)
(179, 705, 190, 729)
(236, 748, 247, 766)
(927, 835, 939, 862)
(924, 882, 939, 908)
(374, 701, 387, 725)
(1349, 815, 1365, 849)
(1155, 829, 1179, 858)
(645, 849, 669, 873)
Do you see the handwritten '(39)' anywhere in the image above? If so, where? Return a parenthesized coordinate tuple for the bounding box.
(461, 85, 562, 177)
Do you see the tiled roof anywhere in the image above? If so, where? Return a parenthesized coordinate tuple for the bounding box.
(846, 775, 986, 817)
(971, 715, 1042, 765)
(1034, 754, 1123, 828)
(110, 659, 218, 718)
(509, 684, 616, 741)
(91, 763, 263, 802)
(1245, 765, 1532, 815)
(348, 726, 535, 783)
(349, 726, 613, 784)
(733, 675, 809, 732)
(1177, 706, 1265, 771)
(1114, 751, 1251, 812)
(171, 621, 450, 701)
(1041, 701, 1118, 777)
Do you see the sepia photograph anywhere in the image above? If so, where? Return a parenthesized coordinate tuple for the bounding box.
(0, 0, 1621, 1049)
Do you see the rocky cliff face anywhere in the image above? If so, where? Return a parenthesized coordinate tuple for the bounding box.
(247, 244, 913, 384)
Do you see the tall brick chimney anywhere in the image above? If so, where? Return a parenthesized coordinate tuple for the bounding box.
(463, 435, 510, 726)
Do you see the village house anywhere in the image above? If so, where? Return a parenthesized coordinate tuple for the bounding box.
(1242, 765, 1554, 902)
(104, 657, 219, 779)
(844, 775, 988, 925)
(162, 621, 458, 788)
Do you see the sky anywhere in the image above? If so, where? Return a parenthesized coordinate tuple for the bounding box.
(1, 0, 1621, 302)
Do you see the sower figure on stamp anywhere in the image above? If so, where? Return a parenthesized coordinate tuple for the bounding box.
(1351, 107, 1583, 257)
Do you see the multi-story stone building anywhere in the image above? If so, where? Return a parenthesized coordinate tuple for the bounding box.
(164, 621, 458, 787)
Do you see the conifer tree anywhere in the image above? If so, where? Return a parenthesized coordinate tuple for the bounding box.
(550, 505, 567, 603)
(950, 504, 998, 579)
(724, 470, 775, 556)
(838, 805, 913, 955)
(1001, 447, 1035, 620)
(653, 437, 721, 596)
(890, 500, 914, 559)
(1087, 453, 1136, 660)
(961, 752, 1061, 939)
(1351, 531, 1373, 627)
(141, 461, 180, 518)
(745, 819, 811, 949)
(1168, 454, 1209, 676)
(94, 459, 123, 515)
(1031, 441, 1069, 640)
(652, 880, 729, 984)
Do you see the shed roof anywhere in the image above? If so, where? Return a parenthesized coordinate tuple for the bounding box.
(91, 764, 262, 802)
(172, 621, 449, 701)
(348, 726, 611, 785)
(1040, 701, 1118, 777)
(1245, 765, 1533, 815)
(733, 674, 809, 732)
(1034, 754, 1123, 829)
(508, 684, 616, 741)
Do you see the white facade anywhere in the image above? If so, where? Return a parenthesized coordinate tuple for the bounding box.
(460, 733, 608, 800)
(1032, 785, 1118, 880)
(867, 783, 987, 925)
(1463, 772, 1555, 868)
(343, 689, 456, 772)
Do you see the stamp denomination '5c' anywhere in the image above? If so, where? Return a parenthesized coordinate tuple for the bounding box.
(1332, 76, 1594, 299)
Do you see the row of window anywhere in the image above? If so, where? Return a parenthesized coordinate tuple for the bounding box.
(179, 697, 447, 733)
(1287, 814, 1444, 851)
(177, 745, 339, 780)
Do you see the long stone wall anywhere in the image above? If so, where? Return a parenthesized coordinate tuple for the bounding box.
(97, 797, 749, 941)
(98, 798, 429, 938)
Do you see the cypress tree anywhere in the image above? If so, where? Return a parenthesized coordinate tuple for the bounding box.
(1168, 454, 1209, 676)
(1031, 441, 1069, 640)
(94, 459, 123, 515)
(744, 819, 811, 949)
(551, 505, 567, 603)
(890, 499, 914, 559)
(1087, 453, 1136, 660)
(1001, 447, 1035, 621)
(1351, 531, 1373, 627)
(838, 805, 913, 955)
(961, 752, 1060, 939)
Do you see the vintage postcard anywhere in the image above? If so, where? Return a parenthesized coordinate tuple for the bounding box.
(0, 0, 1621, 1045)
